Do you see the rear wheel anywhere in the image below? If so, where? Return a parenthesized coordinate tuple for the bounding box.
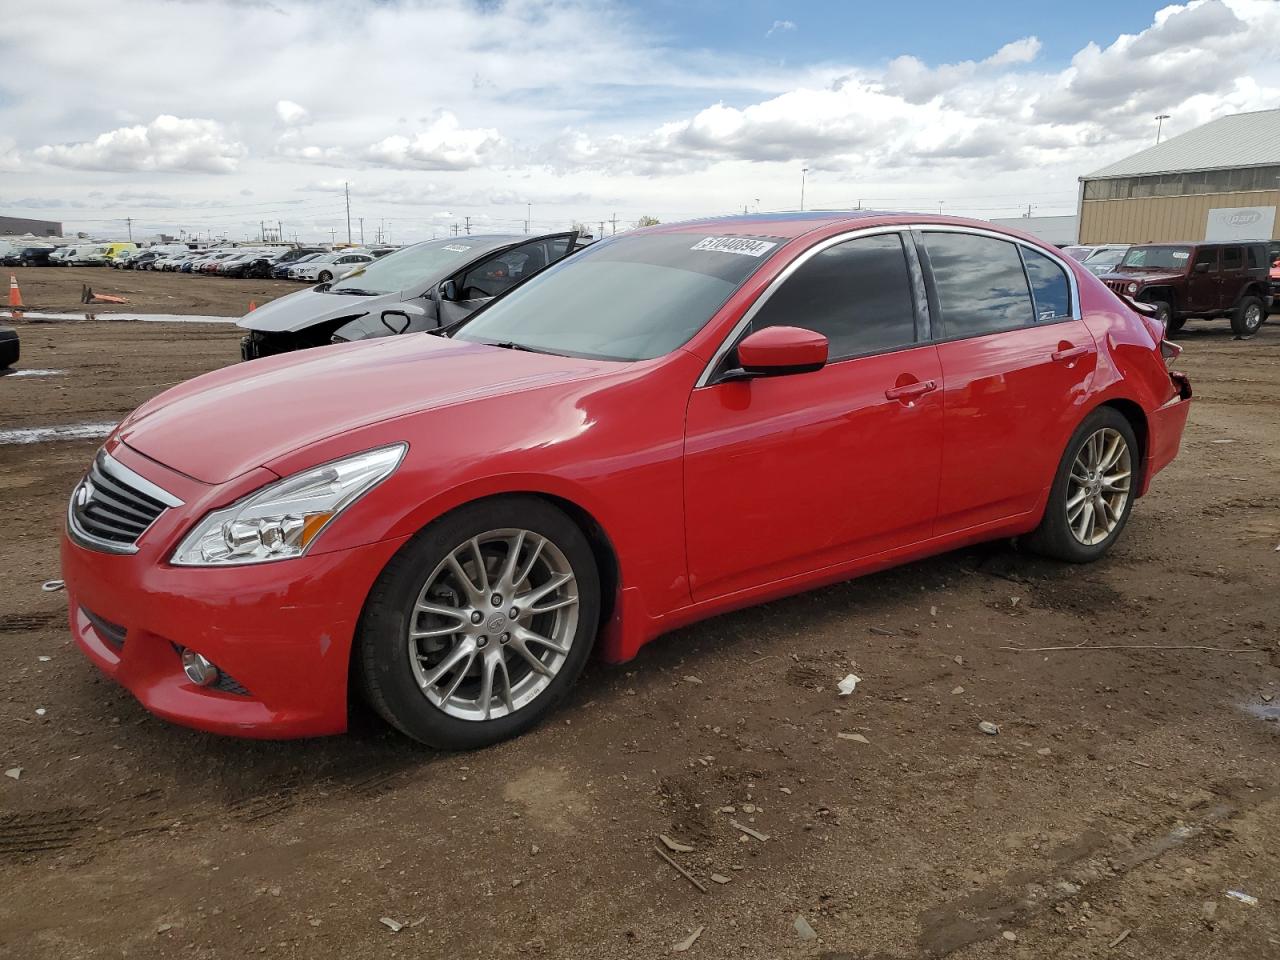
(357, 497, 600, 749)
(1024, 407, 1138, 563)
(1231, 296, 1265, 338)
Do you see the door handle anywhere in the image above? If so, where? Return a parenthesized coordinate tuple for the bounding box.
(1051, 345, 1090, 362)
(884, 379, 937, 401)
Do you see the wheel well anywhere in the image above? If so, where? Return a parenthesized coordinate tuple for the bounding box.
(1140, 286, 1177, 311)
(1099, 399, 1148, 483)
(346, 491, 622, 711)
(1238, 283, 1267, 304)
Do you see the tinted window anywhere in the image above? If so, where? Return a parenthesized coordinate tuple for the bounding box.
(750, 233, 916, 359)
(1222, 246, 1243, 271)
(455, 233, 778, 361)
(1247, 245, 1263, 269)
(1193, 247, 1218, 273)
(925, 233, 1033, 337)
(1022, 248, 1071, 321)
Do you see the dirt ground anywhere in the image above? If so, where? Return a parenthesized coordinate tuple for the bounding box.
(3, 265, 296, 318)
(1, 269, 1278, 960)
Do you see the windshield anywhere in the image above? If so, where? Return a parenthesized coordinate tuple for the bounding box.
(329, 238, 503, 296)
(454, 233, 781, 361)
(1120, 246, 1191, 270)
(1085, 248, 1126, 266)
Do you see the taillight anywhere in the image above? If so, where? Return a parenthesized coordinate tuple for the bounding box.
(1160, 339, 1182, 368)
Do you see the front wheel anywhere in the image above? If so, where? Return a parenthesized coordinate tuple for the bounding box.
(1023, 408, 1139, 563)
(317, 270, 332, 283)
(357, 497, 601, 749)
(1150, 300, 1183, 336)
(1231, 296, 1265, 338)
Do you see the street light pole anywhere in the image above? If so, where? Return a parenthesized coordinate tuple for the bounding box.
(800, 167, 809, 211)
(1155, 114, 1171, 144)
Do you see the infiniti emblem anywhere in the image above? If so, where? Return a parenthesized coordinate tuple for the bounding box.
(487, 614, 507, 631)
(75, 478, 95, 508)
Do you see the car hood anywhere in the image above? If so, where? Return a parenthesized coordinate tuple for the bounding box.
(117, 334, 615, 484)
(1097, 269, 1183, 284)
(237, 286, 402, 333)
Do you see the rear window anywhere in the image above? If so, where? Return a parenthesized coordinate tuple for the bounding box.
(924, 232, 1034, 337)
(1021, 248, 1072, 321)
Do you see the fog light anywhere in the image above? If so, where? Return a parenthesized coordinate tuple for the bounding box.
(182, 650, 219, 686)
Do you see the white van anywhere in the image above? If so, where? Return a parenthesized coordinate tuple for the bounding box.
(66, 244, 110, 266)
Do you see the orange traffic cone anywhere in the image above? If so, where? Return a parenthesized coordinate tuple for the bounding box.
(248, 300, 257, 311)
(8, 275, 23, 308)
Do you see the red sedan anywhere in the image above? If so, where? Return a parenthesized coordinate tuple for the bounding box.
(62, 213, 1192, 748)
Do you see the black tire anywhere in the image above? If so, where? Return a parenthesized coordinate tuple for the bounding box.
(356, 496, 601, 749)
(318, 270, 332, 283)
(1150, 300, 1182, 336)
(1023, 407, 1139, 564)
(1231, 295, 1265, 338)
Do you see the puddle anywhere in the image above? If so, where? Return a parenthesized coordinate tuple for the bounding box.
(0, 422, 116, 445)
(1240, 700, 1280, 725)
(1, 311, 236, 325)
(0, 369, 65, 378)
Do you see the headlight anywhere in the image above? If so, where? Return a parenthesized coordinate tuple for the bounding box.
(1126, 282, 1139, 294)
(171, 444, 406, 566)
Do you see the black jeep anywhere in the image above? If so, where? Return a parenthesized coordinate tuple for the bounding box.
(1098, 241, 1271, 338)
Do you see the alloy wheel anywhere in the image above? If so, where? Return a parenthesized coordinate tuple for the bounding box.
(406, 528, 579, 721)
(1244, 303, 1263, 332)
(1066, 427, 1132, 546)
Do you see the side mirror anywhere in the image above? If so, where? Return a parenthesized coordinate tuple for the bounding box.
(1193, 262, 1210, 274)
(439, 279, 458, 301)
(734, 326, 828, 378)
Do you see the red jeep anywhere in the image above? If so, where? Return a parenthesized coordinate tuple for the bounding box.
(1098, 241, 1271, 338)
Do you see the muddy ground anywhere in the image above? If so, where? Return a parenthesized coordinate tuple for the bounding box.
(1, 272, 1278, 960)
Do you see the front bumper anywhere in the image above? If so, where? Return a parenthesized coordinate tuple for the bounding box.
(61, 444, 408, 739)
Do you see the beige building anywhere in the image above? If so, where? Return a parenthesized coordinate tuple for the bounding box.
(1078, 109, 1280, 245)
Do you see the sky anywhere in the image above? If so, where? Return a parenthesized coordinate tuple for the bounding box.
(2, 0, 1279, 244)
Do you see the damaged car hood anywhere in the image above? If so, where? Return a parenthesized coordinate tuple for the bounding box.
(236, 286, 408, 334)
(116, 334, 615, 484)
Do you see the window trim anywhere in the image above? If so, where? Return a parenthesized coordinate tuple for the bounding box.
(696, 223, 1081, 387)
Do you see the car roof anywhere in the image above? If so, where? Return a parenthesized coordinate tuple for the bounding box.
(638, 210, 1066, 241)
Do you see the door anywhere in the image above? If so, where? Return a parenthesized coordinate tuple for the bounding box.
(684, 232, 944, 602)
(1187, 246, 1220, 311)
(436, 234, 576, 328)
(1219, 245, 1246, 307)
(923, 231, 1097, 532)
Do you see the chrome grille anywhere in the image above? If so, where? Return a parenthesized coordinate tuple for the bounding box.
(69, 451, 183, 554)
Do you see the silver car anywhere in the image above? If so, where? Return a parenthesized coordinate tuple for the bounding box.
(237, 232, 581, 360)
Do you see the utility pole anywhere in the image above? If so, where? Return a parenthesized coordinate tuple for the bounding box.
(525, 202, 531, 235)
(800, 167, 808, 211)
(277, 221, 282, 243)
(1155, 113, 1170, 144)
(260, 220, 265, 241)
(464, 216, 472, 235)
(329, 228, 336, 245)
(452, 223, 459, 236)
(344, 181, 352, 244)
(610, 213, 618, 235)
(598, 221, 604, 239)
(126, 216, 133, 241)
(359, 218, 365, 244)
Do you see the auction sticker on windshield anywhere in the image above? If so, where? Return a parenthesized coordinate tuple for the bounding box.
(691, 237, 777, 257)
(443, 244, 471, 253)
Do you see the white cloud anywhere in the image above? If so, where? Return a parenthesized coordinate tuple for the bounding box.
(363, 113, 506, 170)
(0, 137, 23, 172)
(33, 115, 246, 174)
(766, 20, 796, 38)
(275, 100, 310, 127)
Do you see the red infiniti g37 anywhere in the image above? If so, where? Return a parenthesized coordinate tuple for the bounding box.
(62, 212, 1192, 748)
